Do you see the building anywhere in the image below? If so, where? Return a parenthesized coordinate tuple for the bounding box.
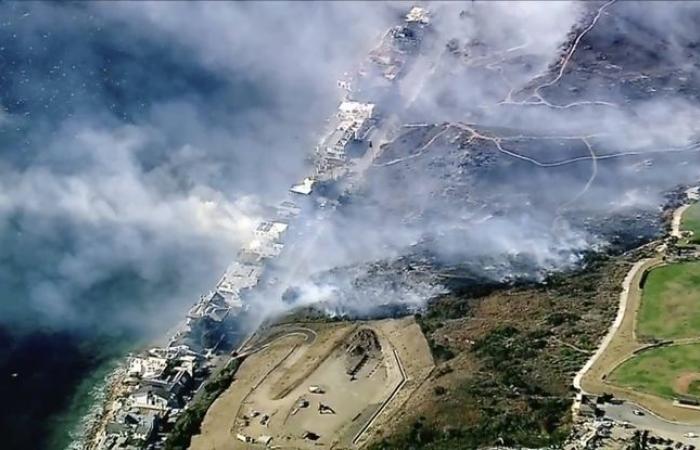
(290, 177, 316, 195)
(127, 355, 168, 380)
(405, 6, 430, 24)
(220, 262, 263, 291)
(337, 100, 375, 122)
(129, 385, 180, 413)
(315, 155, 348, 181)
(277, 200, 301, 218)
(214, 261, 263, 308)
(215, 281, 244, 308)
(254, 220, 288, 242)
(314, 100, 377, 174)
(247, 239, 284, 259)
(322, 125, 356, 159)
(187, 291, 231, 326)
(104, 412, 157, 443)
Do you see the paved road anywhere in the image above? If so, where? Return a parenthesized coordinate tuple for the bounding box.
(602, 402, 700, 444)
(672, 204, 690, 238)
(573, 258, 650, 392)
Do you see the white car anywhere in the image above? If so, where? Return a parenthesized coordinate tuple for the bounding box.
(632, 409, 645, 416)
(685, 432, 698, 439)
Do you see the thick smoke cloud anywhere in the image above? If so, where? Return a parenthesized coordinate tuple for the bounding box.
(0, 2, 401, 333)
(242, 1, 700, 317)
(15, 3, 700, 449)
(6, 3, 700, 447)
(3, 0, 700, 334)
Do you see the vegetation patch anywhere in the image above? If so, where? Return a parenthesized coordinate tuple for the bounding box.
(637, 262, 700, 340)
(368, 256, 630, 449)
(610, 344, 700, 400)
(681, 202, 700, 243)
(164, 357, 242, 450)
(689, 379, 700, 398)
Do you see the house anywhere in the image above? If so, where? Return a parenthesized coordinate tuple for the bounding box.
(254, 221, 288, 242)
(215, 281, 244, 308)
(316, 155, 348, 181)
(314, 100, 376, 165)
(103, 411, 157, 444)
(130, 413, 156, 442)
(127, 355, 168, 380)
(405, 6, 430, 24)
(129, 385, 180, 413)
(187, 291, 231, 325)
(173, 355, 199, 377)
(247, 238, 284, 259)
(337, 101, 375, 122)
(336, 101, 376, 141)
(322, 125, 355, 159)
(218, 262, 263, 293)
(290, 177, 316, 195)
(277, 200, 301, 218)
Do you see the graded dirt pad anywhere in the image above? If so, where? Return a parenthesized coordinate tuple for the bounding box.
(190, 333, 309, 450)
(190, 317, 434, 450)
(354, 318, 435, 448)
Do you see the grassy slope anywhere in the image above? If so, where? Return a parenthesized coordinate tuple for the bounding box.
(690, 380, 700, 397)
(368, 256, 630, 450)
(610, 344, 700, 399)
(682, 203, 700, 243)
(637, 262, 700, 340)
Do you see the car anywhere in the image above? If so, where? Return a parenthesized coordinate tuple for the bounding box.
(685, 432, 698, 439)
(632, 409, 645, 416)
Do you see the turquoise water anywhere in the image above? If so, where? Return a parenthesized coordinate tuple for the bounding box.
(47, 356, 125, 450)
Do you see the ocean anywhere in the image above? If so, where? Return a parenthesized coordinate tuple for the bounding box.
(0, 3, 255, 448)
(0, 2, 370, 447)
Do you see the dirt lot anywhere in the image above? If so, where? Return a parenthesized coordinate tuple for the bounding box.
(190, 317, 433, 449)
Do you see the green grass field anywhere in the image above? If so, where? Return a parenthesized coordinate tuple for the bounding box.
(682, 203, 700, 243)
(610, 344, 700, 399)
(637, 262, 700, 340)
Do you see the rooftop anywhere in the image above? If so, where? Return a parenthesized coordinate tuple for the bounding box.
(406, 6, 430, 24)
(290, 177, 316, 195)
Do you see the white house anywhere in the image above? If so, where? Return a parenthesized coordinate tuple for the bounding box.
(129, 386, 178, 413)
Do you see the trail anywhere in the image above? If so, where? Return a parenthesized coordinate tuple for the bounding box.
(450, 122, 700, 168)
(497, 0, 618, 110)
(572, 259, 650, 392)
(535, 0, 617, 95)
(498, 97, 618, 109)
(450, 122, 598, 168)
(373, 125, 450, 167)
(671, 205, 690, 238)
(559, 137, 598, 210)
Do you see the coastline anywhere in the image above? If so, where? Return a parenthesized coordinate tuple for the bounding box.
(71, 7, 433, 449)
(74, 365, 128, 450)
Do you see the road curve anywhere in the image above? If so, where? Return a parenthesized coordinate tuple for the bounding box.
(672, 204, 690, 238)
(572, 258, 650, 392)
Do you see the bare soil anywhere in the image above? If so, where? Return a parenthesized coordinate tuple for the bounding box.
(190, 318, 433, 450)
(673, 372, 700, 396)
